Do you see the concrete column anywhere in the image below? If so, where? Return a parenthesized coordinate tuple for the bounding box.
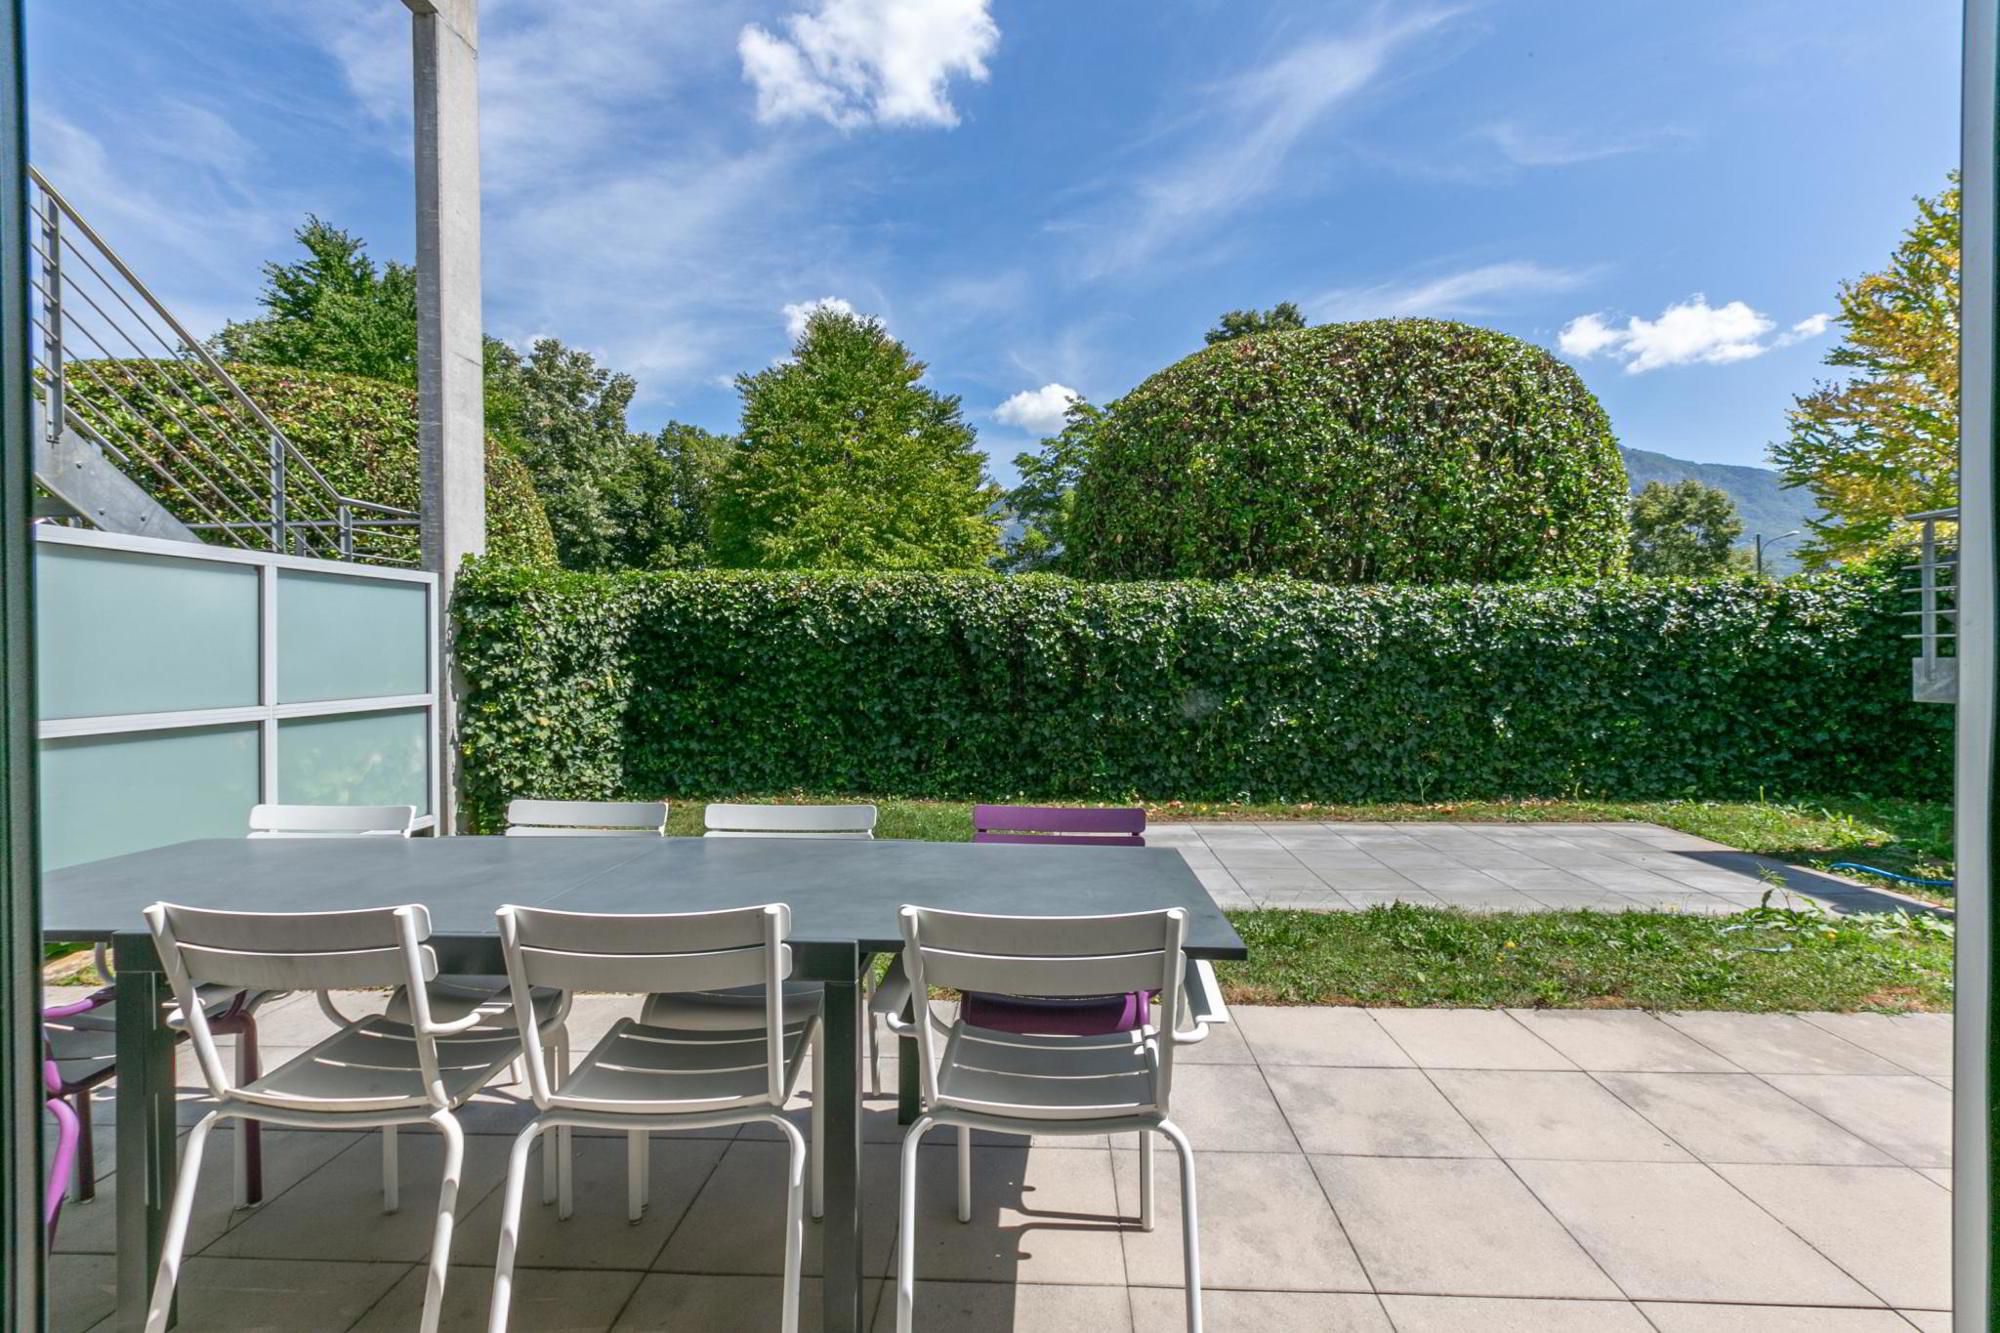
(406, 0, 484, 833)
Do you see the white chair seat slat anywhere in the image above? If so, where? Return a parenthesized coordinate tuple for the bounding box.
(382, 976, 565, 1030)
(174, 942, 421, 992)
(919, 947, 1168, 1000)
(547, 1020, 811, 1111)
(702, 802, 878, 837)
(934, 1024, 1159, 1120)
(504, 799, 667, 835)
(247, 803, 417, 838)
(642, 981, 824, 1032)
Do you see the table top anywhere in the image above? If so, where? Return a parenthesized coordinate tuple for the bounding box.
(43, 835, 1248, 977)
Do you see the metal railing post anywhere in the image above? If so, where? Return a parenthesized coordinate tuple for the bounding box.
(268, 430, 286, 552)
(338, 501, 354, 560)
(37, 185, 58, 447)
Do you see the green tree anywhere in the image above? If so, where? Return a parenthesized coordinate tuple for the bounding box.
(1773, 176, 1959, 564)
(711, 309, 1001, 570)
(215, 218, 419, 382)
(1627, 479, 1745, 576)
(1203, 301, 1306, 345)
(999, 399, 1103, 572)
(612, 421, 735, 568)
(483, 338, 641, 571)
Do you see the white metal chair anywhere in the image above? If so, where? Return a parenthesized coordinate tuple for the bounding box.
(246, 803, 418, 837)
(504, 798, 668, 837)
(142, 902, 529, 1333)
(893, 906, 1221, 1333)
(702, 802, 878, 838)
(488, 903, 814, 1333)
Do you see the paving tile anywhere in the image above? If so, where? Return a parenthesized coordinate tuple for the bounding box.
(1397, 868, 1509, 891)
(350, 1263, 643, 1331)
(1656, 1013, 1907, 1075)
(152, 1256, 409, 1330)
(884, 1280, 1135, 1331)
(1234, 1007, 1412, 1067)
(1896, 1312, 1952, 1332)
(46, 1253, 114, 1333)
(1798, 1013, 1953, 1077)
(617, 1272, 872, 1332)
(1511, 1159, 1880, 1305)
(1594, 1073, 1894, 1165)
(1157, 1064, 1301, 1152)
(1367, 1009, 1575, 1070)
(1173, 1015, 1257, 1065)
(1130, 1288, 1392, 1331)
(1339, 888, 1443, 909)
(1715, 1164, 1949, 1310)
(1761, 1075, 1953, 1168)
(1310, 867, 1424, 893)
(1481, 867, 1600, 891)
(1265, 1067, 1489, 1157)
(893, 1142, 1126, 1286)
(1503, 1012, 1740, 1072)
(1636, 1304, 1926, 1331)
(1429, 1070, 1691, 1162)
(655, 1138, 901, 1277)
(1310, 1156, 1618, 1299)
(1377, 1293, 1653, 1331)
(1117, 1149, 1368, 1292)
(1920, 1167, 1952, 1189)
(1423, 889, 1549, 912)
(452, 1132, 728, 1272)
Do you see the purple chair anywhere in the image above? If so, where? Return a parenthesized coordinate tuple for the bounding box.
(40, 995, 96, 1239)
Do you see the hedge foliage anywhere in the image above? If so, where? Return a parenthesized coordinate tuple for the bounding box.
(1068, 319, 1632, 583)
(451, 561, 1947, 829)
(64, 361, 558, 567)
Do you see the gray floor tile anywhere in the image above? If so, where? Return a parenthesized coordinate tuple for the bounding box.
(47, 1254, 115, 1333)
(1511, 1159, 1880, 1305)
(1310, 867, 1424, 893)
(1310, 1155, 1618, 1299)
(1340, 888, 1443, 909)
(1798, 1013, 1953, 1077)
(1483, 868, 1600, 891)
(350, 1264, 643, 1331)
(895, 1142, 1126, 1286)
(1117, 1150, 1368, 1292)
(655, 1139, 901, 1278)
(1715, 1164, 1950, 1311)
(1637, 1304, 1927, 1331)
(1424, 889, 1549, 912)
(161, 1256, 409, 1331)
(1506, 1010, 1741, 1073)
(1160, 1064, 1301, 1152)
(1921, 1167, 1952, 1189)
(1130, 1288, 1392, 1331)
(1368, 1009, 1575, 1070)
(1173, 1016, 1258, 1065)
(885, 1280, 1135, 1332)
(1266, 1067, 1489, 1157)
(1657, 1013, 1908, 1075)
(1594, 1073, 1895, 1165)
(1429, 1070, 1691, 1162)
(1759, 1075, 1953, 1169)
(1234, 1007, 1412, 1067)
(1377, 1294, 1654, 1331)
(617, 1272, 873, 1333)
(1896, 1312, 1953, 1332)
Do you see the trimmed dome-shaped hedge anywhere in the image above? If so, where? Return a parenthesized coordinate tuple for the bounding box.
(1067, 319, 1631, 583)
(65, 361, 558, 568)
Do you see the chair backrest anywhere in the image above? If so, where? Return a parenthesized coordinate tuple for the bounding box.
(899, 905, 1187, 1116)
(972, 804, 1145, 847)
(145, 902, 442, 1104)
(703, 802, 877, 839)
(497, 903, 796, 1112)
(504, 798, 668, 837)
(247, 803, 417, 838)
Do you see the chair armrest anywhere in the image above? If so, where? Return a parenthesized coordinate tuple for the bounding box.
(1172, 959, 1229, 1044)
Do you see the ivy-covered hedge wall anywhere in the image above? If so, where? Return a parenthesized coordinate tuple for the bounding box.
(451, 561, 1948, 830)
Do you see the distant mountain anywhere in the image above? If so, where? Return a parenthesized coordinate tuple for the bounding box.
(1620, 446, 1821, 573)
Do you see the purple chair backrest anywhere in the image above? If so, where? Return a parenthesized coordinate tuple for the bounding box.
(971, 804, 1145, 847)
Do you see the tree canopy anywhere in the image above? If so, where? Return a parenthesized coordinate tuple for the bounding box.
(1773, 175, 1959, 564)
(999, 399, 1101, 572)
(1203, 301, 1306, 345)
(1628, 479, 1746, 577)
(215, 218, 418, 383)
(710, 309, 1001, 570)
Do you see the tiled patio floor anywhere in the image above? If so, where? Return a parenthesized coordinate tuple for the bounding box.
(48, 994, 1952, 1331)
(1150, 820, 1936, 917)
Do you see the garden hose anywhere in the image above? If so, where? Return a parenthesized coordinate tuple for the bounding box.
(1826, 862, 1956, 889)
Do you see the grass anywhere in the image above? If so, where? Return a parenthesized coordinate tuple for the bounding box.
(1220, 901, 1954, 1013)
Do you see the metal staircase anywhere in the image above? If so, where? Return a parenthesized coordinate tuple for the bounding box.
(1906, 507, 1957, 704)
(27, 166, 418, 563)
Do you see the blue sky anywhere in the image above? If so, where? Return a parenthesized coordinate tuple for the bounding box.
(27, 1, 1959, 486)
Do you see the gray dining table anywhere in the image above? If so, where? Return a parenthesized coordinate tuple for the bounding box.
(42, 833, 1247, 1333)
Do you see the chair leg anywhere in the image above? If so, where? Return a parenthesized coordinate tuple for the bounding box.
(956, 1125, 971, 1223)
(1140, 1131, 1155, 1231)
(895, 1115, 934, 1333)
(382, 1123, 400, 1213)
(69, 1089, 94, 1204)
(144, 1111, 220, 1333)
(558, 1126, 574, 1219)
(233, 1021, 263, 1208)
(1161, 1119, 1203, 1333)
(488, 1121, 543, 1333)
(420, 1111, 466, 1333)
(810, 1022, 825, 1220)
(627, 1130, 648, 1223)
(541, 1027, 566, 1206)
(772, 1115, 808, 1333)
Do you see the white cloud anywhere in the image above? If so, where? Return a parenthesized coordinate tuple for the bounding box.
(782, 296, 860, 340)
(1311, 261, 1593, 322)
(1558, 296, 1829, 374)
(1478, 121, 1685, 168)
(739, 0, 999, 130)
(993, 383, 1079, 436)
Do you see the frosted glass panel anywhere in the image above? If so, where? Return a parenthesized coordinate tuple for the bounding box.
(278, 570, 428, 704)
(278, 708, 429, 813)
(36, 544, 258, 719)
(40, 725, 260, 870)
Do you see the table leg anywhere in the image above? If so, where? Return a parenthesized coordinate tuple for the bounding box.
(115, 965, 176, 1332)
(821, 970, 864, 1333)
